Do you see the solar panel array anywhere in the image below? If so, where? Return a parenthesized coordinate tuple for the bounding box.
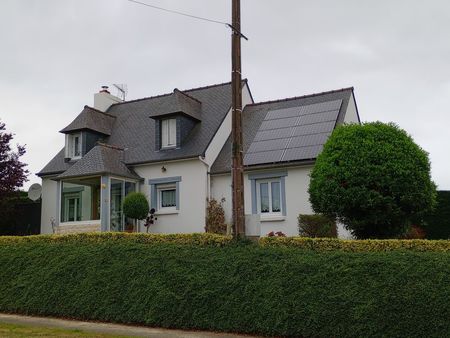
(244, 99, 342, 165)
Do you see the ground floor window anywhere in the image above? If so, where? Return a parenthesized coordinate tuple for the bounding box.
(110, 179, 137, 232)
(257, 179, 282, 214)
(149, 176, 181, 213)
(60, 177, 100, 223)
(249, 171, 287, 218)
(158, 184, 177, 210)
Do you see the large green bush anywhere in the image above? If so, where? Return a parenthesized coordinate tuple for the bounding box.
(0, 233, 449, 338)
(122, 192, 149, 220)
(309, 122, 436, 239)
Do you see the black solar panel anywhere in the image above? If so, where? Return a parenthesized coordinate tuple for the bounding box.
(244, 99, 342, 165)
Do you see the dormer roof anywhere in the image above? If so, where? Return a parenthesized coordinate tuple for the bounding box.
(148, 88, 202, 121)
(60, 105, 116, 135)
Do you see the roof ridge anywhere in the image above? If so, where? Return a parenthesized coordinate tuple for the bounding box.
(109, 80, 236, 107)
(247, 87, 354, 108)
(173, 88, 202, 104)
(84, 105, 116, 118)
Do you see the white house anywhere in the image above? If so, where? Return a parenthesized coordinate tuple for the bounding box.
(38, 80, 360, 237)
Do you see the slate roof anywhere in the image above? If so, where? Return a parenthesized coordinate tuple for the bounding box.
(210, 87, 355, 174)
(60, 105, 116, 135)
(57, 144, 140, 180)
(38, 81, 237, 177)
(149, 89, 202, 121)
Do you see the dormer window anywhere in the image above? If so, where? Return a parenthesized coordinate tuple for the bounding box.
(161, 118, 177, 149)
(65, 133, 82, 159)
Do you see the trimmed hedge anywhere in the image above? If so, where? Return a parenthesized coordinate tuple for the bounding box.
(260, 236, 450, 252)
(0, 233, 449, 338)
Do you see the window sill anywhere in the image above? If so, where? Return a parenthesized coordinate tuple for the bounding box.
(260, 215, 285, 222)
(155, 209, 179, 215)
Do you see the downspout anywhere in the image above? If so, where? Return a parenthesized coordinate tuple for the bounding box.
(198, 156, 211, 201)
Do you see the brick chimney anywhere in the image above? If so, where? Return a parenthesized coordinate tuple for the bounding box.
(94, 85, 122, 112)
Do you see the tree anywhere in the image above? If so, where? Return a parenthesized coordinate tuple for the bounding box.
(308, 122, 436, 239)
(123, 192, 149, 222)
(0, 120, 28, 201)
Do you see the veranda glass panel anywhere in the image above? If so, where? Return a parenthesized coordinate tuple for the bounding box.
(110, 179, 123, 231)
(124, 182, 136, 232)
(260, 183, 269, 213)
(60, 178, 100, 222)
(271, 181, 281, 213)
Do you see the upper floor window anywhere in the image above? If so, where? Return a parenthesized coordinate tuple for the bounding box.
(161, 118, 176, 149)
(65, 133, 82, 159)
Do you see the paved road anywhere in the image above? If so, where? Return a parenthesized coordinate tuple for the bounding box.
(0, 313, 259, 338)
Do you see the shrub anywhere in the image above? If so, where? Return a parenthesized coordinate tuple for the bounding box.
(422, 191, 450, 239)
(122, 192, 149, 221)
(298, 214, 337, 238)
(205, 198, 227, 234)
(0, 233, 449, 338)
(309, 122, 436, 239)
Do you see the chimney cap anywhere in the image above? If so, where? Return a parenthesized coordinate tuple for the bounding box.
(100, 85, 110, 94)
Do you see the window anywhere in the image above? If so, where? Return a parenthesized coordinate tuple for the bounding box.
(61, 178, 100, 223)
(158, 184, 177, 210)
(257, 179, 282, 215)
(161, 118, 177, 148)
(149, 176, 181, 213)
(65, 133, 82, 159)
(249, 171, 287, 219)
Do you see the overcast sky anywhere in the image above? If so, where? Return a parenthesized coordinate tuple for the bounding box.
(1, 0, 449, 190)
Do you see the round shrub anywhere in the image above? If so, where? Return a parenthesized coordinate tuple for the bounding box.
(308, 122, 436, 239)
(123, 192, 149, 220)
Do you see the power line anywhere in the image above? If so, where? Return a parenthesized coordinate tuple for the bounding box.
(126, 0, 228, 26)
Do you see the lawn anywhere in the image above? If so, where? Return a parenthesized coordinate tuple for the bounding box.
(0, 322, 131, 338)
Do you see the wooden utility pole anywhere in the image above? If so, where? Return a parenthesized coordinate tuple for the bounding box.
(231, 0, 245, 237)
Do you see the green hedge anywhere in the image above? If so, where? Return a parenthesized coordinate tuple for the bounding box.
(0, 233, 449, 338)
(260, 236, 450, 252)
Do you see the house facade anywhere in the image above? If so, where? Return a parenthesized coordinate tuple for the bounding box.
(38, 81, 360, 237)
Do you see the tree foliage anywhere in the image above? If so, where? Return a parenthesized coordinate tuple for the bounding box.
(0, 121, 28, 218)
(122, 192, 149, 220)
(308, 122, 436, 239)
(0, 120, 28, 196)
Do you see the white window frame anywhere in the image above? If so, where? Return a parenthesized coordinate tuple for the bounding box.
(256, 178, 282, 217)
(161, 118, 177, 149)
(65, 133, 82, 159)
(157, 183, 177, 212)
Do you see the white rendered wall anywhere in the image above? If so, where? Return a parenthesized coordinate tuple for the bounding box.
(204, 83, 254, 167)
(211, 165, 314, 237)
(344, 93, 360, 124)
(133, 159, 208, 233)
(40, 178, 58, 234)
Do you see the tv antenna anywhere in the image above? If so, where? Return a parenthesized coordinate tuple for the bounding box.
(113, 84, 128, 101)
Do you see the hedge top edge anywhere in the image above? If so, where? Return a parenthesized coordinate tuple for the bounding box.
(0, 232, 449, 251)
